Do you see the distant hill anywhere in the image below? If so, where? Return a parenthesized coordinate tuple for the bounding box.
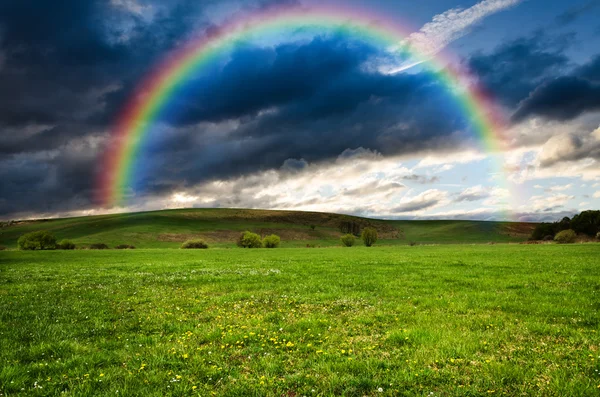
(0, 208, 536, 249)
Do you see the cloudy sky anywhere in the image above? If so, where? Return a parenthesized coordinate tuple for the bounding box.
(1, 0, 599, 221)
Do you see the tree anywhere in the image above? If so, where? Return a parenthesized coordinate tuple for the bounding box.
(570, 210, 600, 237)
(554, 229, 577, 244)
(339, 220, 361, 236)
(361, 227, 378, 247)
(262, 234, 281, 248)
(340, 234, 355, 247)
(237, 231, 262, 248)
(531, 222, 558, 240)
(18, 231, 57, 250)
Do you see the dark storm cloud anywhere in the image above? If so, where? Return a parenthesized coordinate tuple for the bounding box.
(512, 75, 600, 122)
(467, 33, 570, 106)
(512, 54, 600, 122)
(468, 30, 600, 124)
(126, 35, 476, 197)
(0, 0, 221, 216)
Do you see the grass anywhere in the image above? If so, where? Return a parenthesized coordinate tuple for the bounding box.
(0, 208, 535, 249)
(1, 244, 599, 396)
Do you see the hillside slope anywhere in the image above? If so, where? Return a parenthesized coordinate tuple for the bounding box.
(0, 208, 535, 248)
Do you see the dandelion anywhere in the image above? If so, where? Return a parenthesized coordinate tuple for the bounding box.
(378, 387, 383, 392)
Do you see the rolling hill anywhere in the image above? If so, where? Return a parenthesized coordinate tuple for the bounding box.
(0, 208, 536, 249)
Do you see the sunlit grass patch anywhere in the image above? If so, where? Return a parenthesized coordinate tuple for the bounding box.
(0, 244, 599, 395)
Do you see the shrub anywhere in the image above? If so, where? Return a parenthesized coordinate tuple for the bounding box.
(57, 240, 76, 250)
(18, 231, 57, 250)
(554, 229, 577, 244)
(542, 235, 554, 241)
(409, 241, 419, 246)
(115, 244, 136, 249)
(0, 245, 6, 251)
(89, 243, 109, 250)
(597, 232, 600, 241)
(310, 225, 316, 230)
(361, 227, 378, 247)
(181, 239, 208, 249)
(237, 231, 262, 248)
(263, 234, 281, 248)
(340, 234, 355, 247)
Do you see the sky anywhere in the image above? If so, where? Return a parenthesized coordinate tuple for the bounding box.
(0, 0, 599, 221)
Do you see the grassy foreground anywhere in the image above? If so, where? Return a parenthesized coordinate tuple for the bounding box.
(1, 245, 599, 396)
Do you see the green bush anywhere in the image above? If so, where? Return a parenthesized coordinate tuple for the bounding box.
(262, 234, 281, 248)
(57, 240, 76, 250)
(237, 231, 262, 248)
(554, 229, 577, 244)
(89, 243, 109, 250)
(18, 231, 57, 250)
(361, 227, 378, 247)
(181, 239, 208, 249)
(340, 234, 355, 247)
(115, 244, 136, 249)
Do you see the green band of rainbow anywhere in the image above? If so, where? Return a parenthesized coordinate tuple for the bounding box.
(98, 5, 508, 209)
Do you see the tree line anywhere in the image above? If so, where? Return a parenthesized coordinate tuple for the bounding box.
(530, 210, 600, 241)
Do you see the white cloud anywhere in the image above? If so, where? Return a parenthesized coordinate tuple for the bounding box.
(389, 0, 522, 73)
(390, 189, 449, 214)
(594, 191, 600, 199)
(526, 194, 575, 212)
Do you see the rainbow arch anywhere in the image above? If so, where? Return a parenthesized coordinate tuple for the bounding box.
(98, 5, 508, 209)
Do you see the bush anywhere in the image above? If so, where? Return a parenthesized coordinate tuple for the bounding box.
(18, 231, 57, 250)
(181, 239, 208, 249)
(262, 234, 281, 248)
(542, 235, 554, 241)
(361, 227, 378, 247)
(340, 234, 355, 247)
(57, 239, 76, 250)
(554, 229, 577, 244)
(115, 244, 136, 249)
(237, 231, 262, 248)
(0, 245, 5, 251)
(89, 243, 109, 250)
(597, 232, 600, 241)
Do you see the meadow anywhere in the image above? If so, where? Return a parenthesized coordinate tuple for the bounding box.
(1, 244, 599, 396)
(0, 209, 534, 249)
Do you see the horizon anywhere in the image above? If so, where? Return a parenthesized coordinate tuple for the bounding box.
(1, 0, 599, 221)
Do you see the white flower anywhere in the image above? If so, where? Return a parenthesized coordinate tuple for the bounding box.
(378, 388, 383, 392)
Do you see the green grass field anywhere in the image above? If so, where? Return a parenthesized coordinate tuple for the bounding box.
(1, 244, 599, 396)
(0, 208, 535, 249)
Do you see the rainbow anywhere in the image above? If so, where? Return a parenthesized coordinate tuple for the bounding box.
(98, 5, 509, 209)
